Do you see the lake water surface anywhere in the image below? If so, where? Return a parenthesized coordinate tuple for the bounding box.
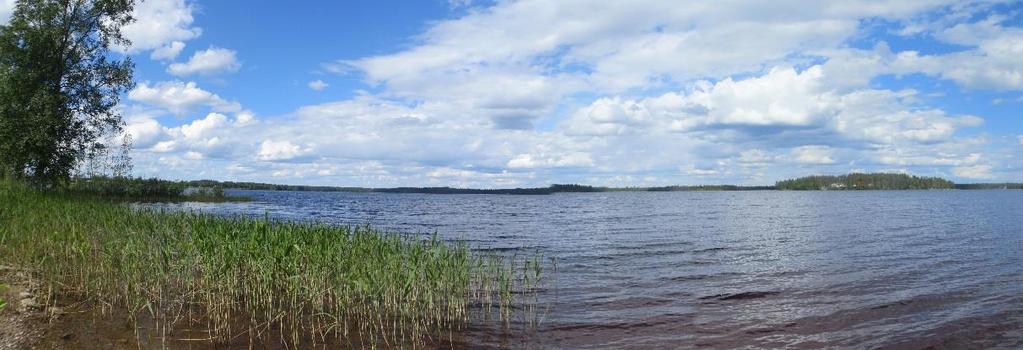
(149, 190, 1023, 349)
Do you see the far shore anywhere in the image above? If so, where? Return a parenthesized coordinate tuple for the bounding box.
(177, 172, 1022, 195)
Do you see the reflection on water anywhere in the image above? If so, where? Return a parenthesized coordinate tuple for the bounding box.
(145, 190, 1023, 349)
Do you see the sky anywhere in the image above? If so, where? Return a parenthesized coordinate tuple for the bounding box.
(2, 0, 1023, 187)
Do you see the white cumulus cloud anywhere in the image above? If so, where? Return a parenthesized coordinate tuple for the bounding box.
(129, 81, 241, 115)
(124, 115, 168, 149)
(168, 48, 241, 76)
(151, 41, 186, 61)
(791, 146, 837, 165)
(258, 140, 306, 161)
(122, 1, 1023, 185)
(120, 0, 202, 53)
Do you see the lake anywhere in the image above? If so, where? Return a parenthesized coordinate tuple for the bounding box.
(147, 190, 1023, 349)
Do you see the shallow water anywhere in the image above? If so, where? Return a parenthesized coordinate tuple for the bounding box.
(148, 190, 1023, 349)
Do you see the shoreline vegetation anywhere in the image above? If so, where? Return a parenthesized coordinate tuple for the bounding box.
(0, 179, 551, 347)
(179, 172, 1021, 195)
(68, 176, 250, 202)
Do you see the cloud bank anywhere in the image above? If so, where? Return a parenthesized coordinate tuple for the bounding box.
(114, 0, 1023, 186)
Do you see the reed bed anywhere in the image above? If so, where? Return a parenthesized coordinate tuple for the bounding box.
(0, 179, 550, 347)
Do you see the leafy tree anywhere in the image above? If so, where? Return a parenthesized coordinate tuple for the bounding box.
(0, 0, 135, 184)
(78, 132, 132, 177)
(110, 133, 133, 177)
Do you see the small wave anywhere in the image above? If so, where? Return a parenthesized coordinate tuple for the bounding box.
(665, 272, 743, 282)
(691, 246, 729, 253)
(700, 291, 779, 301)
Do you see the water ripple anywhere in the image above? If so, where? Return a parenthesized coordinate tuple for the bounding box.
(144, 189, 1023, 348)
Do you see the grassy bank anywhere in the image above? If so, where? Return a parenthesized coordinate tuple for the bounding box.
(0, 179, 548, 347)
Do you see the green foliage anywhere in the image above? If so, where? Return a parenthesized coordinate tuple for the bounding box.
(0, 0, 136, 184)
(0, 283, 7, 311)
(66, 176, 249, 202)
(68, 175, 186, 198)
(186, 179, 375, 193)
(0, 179, 549, 346)
(776, 173, 955, 190)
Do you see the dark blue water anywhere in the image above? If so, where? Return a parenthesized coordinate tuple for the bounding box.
(148, 190, 1023, 349)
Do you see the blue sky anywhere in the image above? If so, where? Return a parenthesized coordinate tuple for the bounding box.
(4, 0, 1022, 187)
(131, 1, 455, 116)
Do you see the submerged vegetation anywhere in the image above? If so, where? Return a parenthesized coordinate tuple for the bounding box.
(0, 179, 550, 347)
(776, 173, 956, 190)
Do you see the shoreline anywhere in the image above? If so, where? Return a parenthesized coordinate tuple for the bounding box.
(0, 180, 549, 348)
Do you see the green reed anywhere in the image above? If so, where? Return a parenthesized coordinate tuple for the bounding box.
(0, 283, 7, 311)
(0, 179, 550, 347)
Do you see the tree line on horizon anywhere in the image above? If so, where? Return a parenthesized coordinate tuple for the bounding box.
(178, 180, 777, 195)
(188, 172, 1023, 194)
(57, 172, 1019, 198)
(774, 173, 955, 190)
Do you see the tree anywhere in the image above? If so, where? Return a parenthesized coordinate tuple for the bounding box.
(78, 132, 132, 177)
(110, 133, 133, 177)
(0, 0, 135, 184)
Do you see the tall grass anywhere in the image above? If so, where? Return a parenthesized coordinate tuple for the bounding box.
(0, 179, 550, 347)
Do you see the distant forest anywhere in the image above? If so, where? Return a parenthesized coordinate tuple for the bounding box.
(74, 174, 1023, 197)
(181, 180, 774, 195)
(953, 183, 1023, 190)
(168, 172, 1021, 195)
(774, 173, 955, 190)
